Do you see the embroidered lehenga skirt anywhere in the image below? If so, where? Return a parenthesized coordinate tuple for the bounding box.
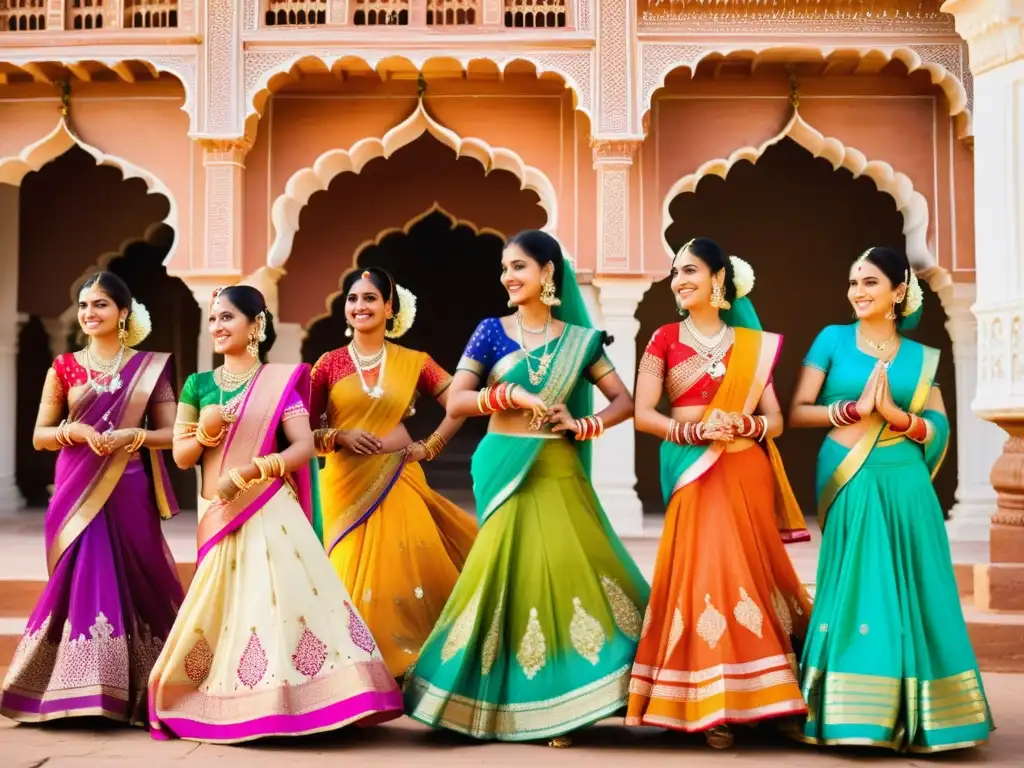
(147, 486, 403, 743)
(1, 459, 183, 724)
(627, 445, 812, 731)
(799, 438, 993, 751)
(403, 439, 650, 741)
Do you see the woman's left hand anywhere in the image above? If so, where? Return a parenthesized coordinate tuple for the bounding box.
(405, 442, 428, 463)
(545, 404, 579, 435)
(104, 429, 141, 453)
(215, 464, 257, 502)
(874, 370, 908, 426)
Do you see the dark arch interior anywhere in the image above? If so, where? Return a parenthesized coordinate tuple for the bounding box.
(637, 137, 957, 520)
(302, 210, 512, 497)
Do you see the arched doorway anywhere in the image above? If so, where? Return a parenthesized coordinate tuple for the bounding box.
(13, 145, 198, 507)
(636, 137, 957, 519)
(284, 134, 548, 497)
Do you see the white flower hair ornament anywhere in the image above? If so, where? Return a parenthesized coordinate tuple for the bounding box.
(729, 256, 756, 299)
(386, 284, 417, 339)
(123, 299, 152, 347)
(902, 270, 924, 317)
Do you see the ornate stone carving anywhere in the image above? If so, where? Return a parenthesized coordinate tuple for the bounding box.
(244, 0, 260, 31)
(206, 0, 241, 135)
(199, 138, 251, 165)
(640, 44, 705, 120)
(909, 42, 974, 114)
(575, 0, 591, 32)
(591, 139, 641, 165)
(597, 0, 629, 133)
(597, 168, 629, 271)
(143, 54, 200, 133)
(944, 0, 1024, 75)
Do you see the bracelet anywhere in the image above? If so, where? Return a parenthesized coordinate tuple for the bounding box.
(125, 429, 146, 455)
(253, 453, 287, 481)
(421, 432, 447, 461)
(196, 423, 226, 448)
(228, 468, 255, 493)
(827, 401, 861, 428)
(174, 422, 198, 439)
(735, 414, 768, 441)
(903, 413, 930, 444)
(478, 382, 518, 415)
(314, 429, 338, 456)
(666, 419, 706, 445)
(55, 420, 75, 448)
(573, 415, 605, 441)
(756, 415, 768, 442)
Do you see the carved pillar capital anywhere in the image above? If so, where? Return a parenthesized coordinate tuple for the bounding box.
(198, 138, 252, 167)
(942, 0, 1024, 74)
(590, 138, 642, 169)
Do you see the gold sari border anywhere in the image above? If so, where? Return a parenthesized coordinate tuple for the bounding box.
(47, 352, 169, 574)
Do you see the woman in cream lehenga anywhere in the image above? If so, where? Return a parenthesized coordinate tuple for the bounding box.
(1, 271, 182, 725)
(403, 230, 650, 746)
(625, 238, 812, 748)
(790, 246, 992, 752)
(147, 285, 402, 743)
(310, 267, 477, 681)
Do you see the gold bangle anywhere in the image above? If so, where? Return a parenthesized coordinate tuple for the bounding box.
(314, 429, 337, 456)
(477, 388, 491, 415)
(421, 432, 447, 461)
(126, 429, 146, 454)
(228, 468, 253, 493)
(196, 423, 225, 448)
(175, 421, 198, 439)
(56, 420, 74, 448)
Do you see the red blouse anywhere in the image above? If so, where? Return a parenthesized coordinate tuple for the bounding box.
(639, 323, 733, 407)
(51, 352, 175, 404)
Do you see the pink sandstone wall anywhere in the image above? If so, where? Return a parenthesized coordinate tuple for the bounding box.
(640, 72, 973, 280)
(0, 77, 193, 273)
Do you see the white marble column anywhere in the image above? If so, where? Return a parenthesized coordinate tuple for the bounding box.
(590, 276, 649, 537)
(0, 184, 25, 511)
(946, 282, 1002, 541)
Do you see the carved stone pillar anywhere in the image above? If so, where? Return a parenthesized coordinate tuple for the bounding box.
(589, 276, 648, 537)
(0, 184, 24, 511)
(200, 1, 244, 137)
(199, 139, 249, 276)
(943, 0, 1024, 562)
(945, 282, 1002, 542)
(592, 140, 641, 273)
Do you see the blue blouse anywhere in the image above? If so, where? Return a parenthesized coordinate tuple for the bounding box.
(804, 324, 935, 411)
(457, 317, 614, 384)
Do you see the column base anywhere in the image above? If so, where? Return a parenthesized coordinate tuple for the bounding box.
(593, 486, 644, 538)
(946, 501, 995, 543)
(0, 478, 25, 513)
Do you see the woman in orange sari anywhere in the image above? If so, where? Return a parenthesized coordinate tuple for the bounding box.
(311, 267, 477, 681)
(626, 238, 812, 748)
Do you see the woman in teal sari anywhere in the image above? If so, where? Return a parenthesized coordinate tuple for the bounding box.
(789, 246, 992, 753)
(403, 230, 650, 746)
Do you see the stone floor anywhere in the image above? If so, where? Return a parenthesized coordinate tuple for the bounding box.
(0, 509, 1009, 766)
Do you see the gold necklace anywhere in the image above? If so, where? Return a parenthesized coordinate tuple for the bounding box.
(858, 327, 898, 354)
(85, 343, 126, 394)
(349, 342, 385, 369)
(517, 311, 550, 335)
(217, 360, 261, 391)
(216, 362, 262, 423)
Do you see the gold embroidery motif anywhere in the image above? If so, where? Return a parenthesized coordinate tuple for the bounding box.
(665, 607, 685, 658)
(733, 587, 764, 639)
(665, 355, 712, 403)
(481, 592, 504, 676)
(638, 352, 665, 379)
(697, 594, 727, 649)
(640, 606, 652, 639)
(441, 588, 481, 663)
(600, 576, 641, 640)
(516, 607, 547, 680)
(569, 597, 605, 665)
(790, 595, 804, 617)
(771, 588, 793, 636)
(414, 586, 424, 600)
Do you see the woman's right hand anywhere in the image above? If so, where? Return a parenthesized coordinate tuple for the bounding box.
(510, 387, 548, 427)
(69, 423, 106, 455)
(855, 361, 883, 419)
(199, 405, 226, 435)
(337, 429, 383, 455)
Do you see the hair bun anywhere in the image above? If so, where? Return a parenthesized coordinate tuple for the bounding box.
(123, 299, 152, 347)
(729, 256, 755, 299)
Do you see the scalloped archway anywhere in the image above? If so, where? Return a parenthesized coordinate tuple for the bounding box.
(661, 107, 954, 295)
(244, 52, 592, 141)
(0, 117, 181, 266)
(641, 45, 973, 138)
(267, 98, 558, 269)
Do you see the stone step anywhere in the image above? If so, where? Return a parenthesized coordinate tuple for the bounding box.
(973, 563, 1024, 613)
(962, 599, 1024, 673)
(954, 562, 975, 597)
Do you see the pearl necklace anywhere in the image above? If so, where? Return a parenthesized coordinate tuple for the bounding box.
(85, 344, 126, 394)
(517, 311, 550, 335)
(683, 317, 731, 380)
(350, 341, 386, 399)
(516, 316, 552, 385)
(215, 361, 262, 423)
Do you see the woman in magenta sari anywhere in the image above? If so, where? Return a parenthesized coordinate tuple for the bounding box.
(147, 285, 402, 744)
(1, 272, 182, 725)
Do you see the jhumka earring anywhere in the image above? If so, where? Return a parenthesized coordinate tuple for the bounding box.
(885, 303, 897, 320)
(540, 278, 561, 307)
(344, 324, 353, 338)
(118, 317, 128, 342)
(246, 333, 259, 358)
(507, 299, 515, 309)
(710, 282, 731, 310)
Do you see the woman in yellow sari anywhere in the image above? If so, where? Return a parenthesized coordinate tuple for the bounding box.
(311, 267, 477, 680)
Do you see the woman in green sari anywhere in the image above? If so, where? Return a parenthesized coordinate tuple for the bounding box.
(403, 230, 650, 746)
(789, 246, 993, 753)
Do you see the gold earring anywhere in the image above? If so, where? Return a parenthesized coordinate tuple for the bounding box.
(710, 282, 729, 309)
(885, 303, 897, 320)
(118, 317, 128, 342)
(247, 334, 259, 358)
(344, 324, 353, 338)
(540, 278, 561, 307)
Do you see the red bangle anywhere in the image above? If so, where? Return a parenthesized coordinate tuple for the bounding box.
(890, 411, 913, 432)
(842, 401, 861, 423)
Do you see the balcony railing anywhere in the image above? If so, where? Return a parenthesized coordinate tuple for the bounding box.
(352, 0, 409, 25)
(264, 0, 326, 26)
(504, 0, 566, 28)
(426, 0, 477, 26)
(0, 0, 181, 31)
